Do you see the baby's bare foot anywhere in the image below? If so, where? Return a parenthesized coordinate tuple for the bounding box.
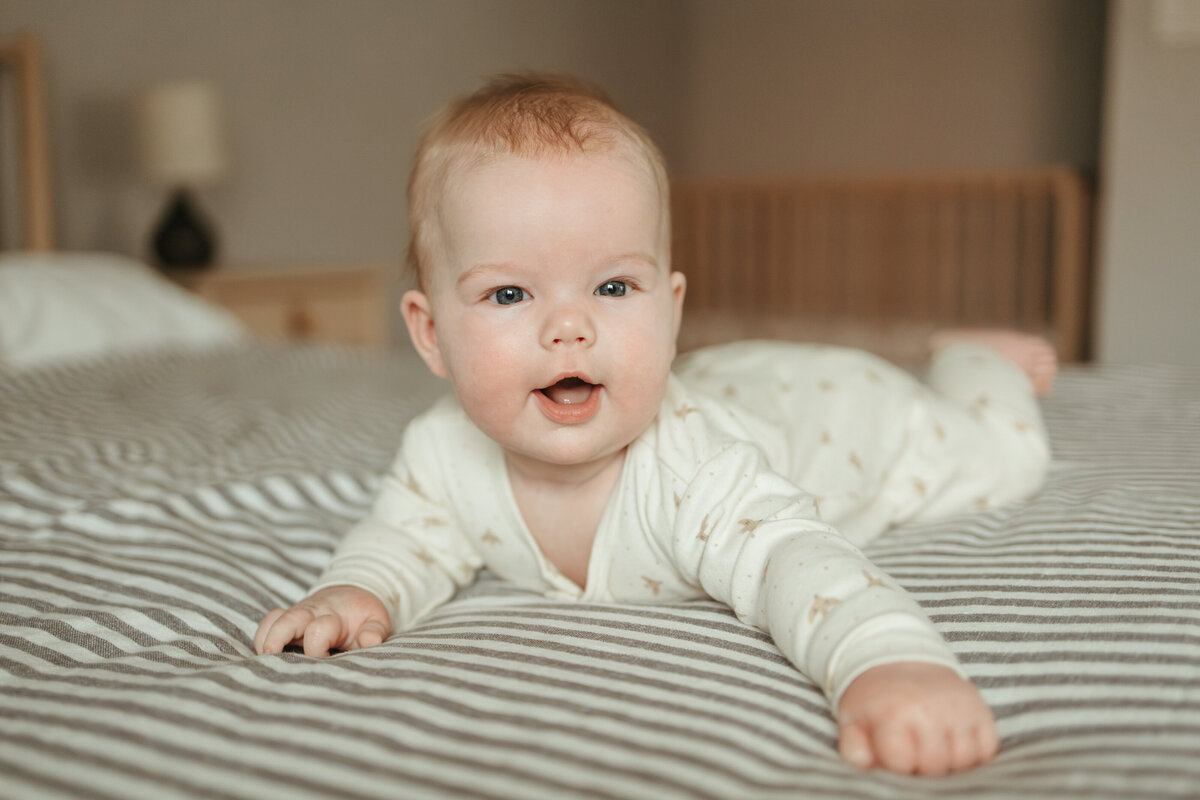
(930, 329, 1058, 396)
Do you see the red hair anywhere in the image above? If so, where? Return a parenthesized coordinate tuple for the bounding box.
(406, 73, 669, 289)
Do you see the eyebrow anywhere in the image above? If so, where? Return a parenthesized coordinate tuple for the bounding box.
(455, 262, 517, 289)
(455, 252, 660, 288)
(612, 252, 660, 271)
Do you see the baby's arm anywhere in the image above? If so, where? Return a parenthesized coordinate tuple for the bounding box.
(254, 584, 390, 657)
(254, 408, 483, 657)
(665, 439, 992, 775)
(837, 661, 999, 775)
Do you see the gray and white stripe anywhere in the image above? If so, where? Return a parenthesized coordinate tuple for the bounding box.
(2, 346, 1198, 799)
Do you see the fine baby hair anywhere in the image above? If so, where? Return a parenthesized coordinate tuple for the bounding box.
(405, 73, 670, 291)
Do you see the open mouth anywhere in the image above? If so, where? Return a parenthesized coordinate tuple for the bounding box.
(534, 376, 601, 423)
(539, 377, 596, 405)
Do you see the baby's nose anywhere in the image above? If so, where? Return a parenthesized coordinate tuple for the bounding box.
(540, 303, 595, 348)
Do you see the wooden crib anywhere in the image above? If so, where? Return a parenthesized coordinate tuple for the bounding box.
(4, 32, 1093, 362)
(0, 32, 54, 251)
(671, 168, 1092, 362)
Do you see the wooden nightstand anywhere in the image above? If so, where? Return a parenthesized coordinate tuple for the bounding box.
(170, 263, 391, 347)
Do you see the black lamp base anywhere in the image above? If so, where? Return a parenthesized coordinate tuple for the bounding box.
(151, 188, 217, 269)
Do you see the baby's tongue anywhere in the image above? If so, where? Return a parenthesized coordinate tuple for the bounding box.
(543, 378, 593, 405)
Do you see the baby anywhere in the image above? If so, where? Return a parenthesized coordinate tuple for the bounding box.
(255, 74, 1057, 776)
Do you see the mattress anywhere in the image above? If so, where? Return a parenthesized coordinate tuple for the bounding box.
(2, 343, 1198, 799)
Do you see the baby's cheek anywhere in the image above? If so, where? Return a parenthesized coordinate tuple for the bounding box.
(616, 363, 672, 432)
(455, 382, 513, 432)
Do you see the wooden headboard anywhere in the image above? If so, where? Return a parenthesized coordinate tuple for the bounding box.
(1, 32, 1093, 361)
(672, 168, 1092, 362)
(0, 32, 55, 251)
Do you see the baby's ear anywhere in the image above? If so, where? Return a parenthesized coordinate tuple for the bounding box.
(401, 290, 449, 379)
(669, 271, 687, 347)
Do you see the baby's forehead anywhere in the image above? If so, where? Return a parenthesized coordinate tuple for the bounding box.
(443, 146, 662, 201)
(422, 145, 670, 286)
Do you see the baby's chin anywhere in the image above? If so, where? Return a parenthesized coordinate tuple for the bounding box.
(502, 433, 631, 471)
(469, 385, 668, 469)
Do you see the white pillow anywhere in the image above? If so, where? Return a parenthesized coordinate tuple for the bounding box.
(0, 251, 247, 369)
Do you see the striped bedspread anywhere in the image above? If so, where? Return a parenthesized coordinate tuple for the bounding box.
(2, 344, 1198, 799)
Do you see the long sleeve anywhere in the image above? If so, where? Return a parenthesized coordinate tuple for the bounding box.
(660, 391, 964, 705)
(309, 407, 483, 631)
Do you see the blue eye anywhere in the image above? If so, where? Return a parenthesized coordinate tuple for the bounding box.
(491, 286, 525, 305)
(596, 280, 628, 297)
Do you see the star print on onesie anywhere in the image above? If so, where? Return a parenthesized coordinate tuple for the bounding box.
(309, 359, 975, 705)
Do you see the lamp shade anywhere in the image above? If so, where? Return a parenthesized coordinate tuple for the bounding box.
(137, 81, 228, 186)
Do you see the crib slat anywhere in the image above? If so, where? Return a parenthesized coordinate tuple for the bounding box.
(670, 168, 1091, 360)
(1018, 177, 1051, 330)
(1051, 169, 1091, 361)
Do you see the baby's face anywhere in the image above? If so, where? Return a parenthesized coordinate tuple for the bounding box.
(408, 150, 685, 470)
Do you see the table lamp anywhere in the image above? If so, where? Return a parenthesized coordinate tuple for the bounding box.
(137, 81, 227, 269)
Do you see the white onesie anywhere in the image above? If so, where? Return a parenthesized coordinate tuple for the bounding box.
(311, 341, 1049, 703)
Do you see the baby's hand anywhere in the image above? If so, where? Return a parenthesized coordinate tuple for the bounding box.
(254, 585, 391, 657)
(836, 661, 999, 776)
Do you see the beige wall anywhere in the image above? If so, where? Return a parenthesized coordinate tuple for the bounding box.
(1096, 0, 1200, 365)
(676, 0, 1105, 176)
(1, 0, 688, 266)
(18, 1, 1177, 361)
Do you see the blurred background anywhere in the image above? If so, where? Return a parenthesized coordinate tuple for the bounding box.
(1, 0, 1197, 363)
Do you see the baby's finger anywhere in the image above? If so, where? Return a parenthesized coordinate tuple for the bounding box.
(947, 724, 980, 772)
(837, 722, 874, 770)
(302, 613, 344, 657)
(976, 721, 1001, 763)
(254, 608, 286, 654)
(872, 720, 918, 775)
(260, 607, 314, 655)
(912, 720, 952, 776)
(352, 619, 389, 650)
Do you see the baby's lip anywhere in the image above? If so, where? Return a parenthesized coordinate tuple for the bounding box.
(534, 373, 602, 423)
(538, 374, 598, 404)
(537, 372, 598, 395)
(539, 371, 597, 389)
(542, 376, 587, 394)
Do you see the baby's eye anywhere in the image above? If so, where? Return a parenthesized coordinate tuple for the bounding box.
(491, 286, 526, 305)
(595, 280, 628, 298)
